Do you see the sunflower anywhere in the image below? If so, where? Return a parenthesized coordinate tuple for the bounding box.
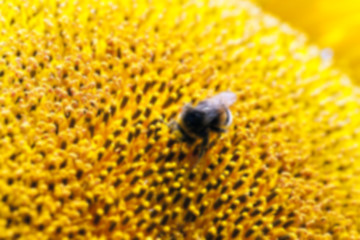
(257, 0, 360, 84)
(0, 0, 359, 239)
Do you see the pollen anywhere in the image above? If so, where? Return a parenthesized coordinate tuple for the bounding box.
(0, 0, 360, 239)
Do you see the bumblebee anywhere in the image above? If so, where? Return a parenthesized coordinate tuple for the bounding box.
(172, 91, 236, 158)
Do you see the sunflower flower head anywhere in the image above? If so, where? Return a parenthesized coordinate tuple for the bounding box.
(0, 0, 360, 239)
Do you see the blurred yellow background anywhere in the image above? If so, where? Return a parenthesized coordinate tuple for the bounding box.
(257, 0, 360, 83)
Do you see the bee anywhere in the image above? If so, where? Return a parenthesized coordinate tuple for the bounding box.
(171, 91, 237, 158)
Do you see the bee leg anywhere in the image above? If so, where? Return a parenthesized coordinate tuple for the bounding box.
(210, 126, 226, 133)
(198, 131, 209, 159)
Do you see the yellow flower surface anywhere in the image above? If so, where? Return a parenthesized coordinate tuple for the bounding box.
(0, 0, 360, 239)
(256, 0, 360, 83)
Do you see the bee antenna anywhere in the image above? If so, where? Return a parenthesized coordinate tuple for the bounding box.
(155, 118, 170, 127)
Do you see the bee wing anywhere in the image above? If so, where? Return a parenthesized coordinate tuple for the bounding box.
(206, 91, 237, 107)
